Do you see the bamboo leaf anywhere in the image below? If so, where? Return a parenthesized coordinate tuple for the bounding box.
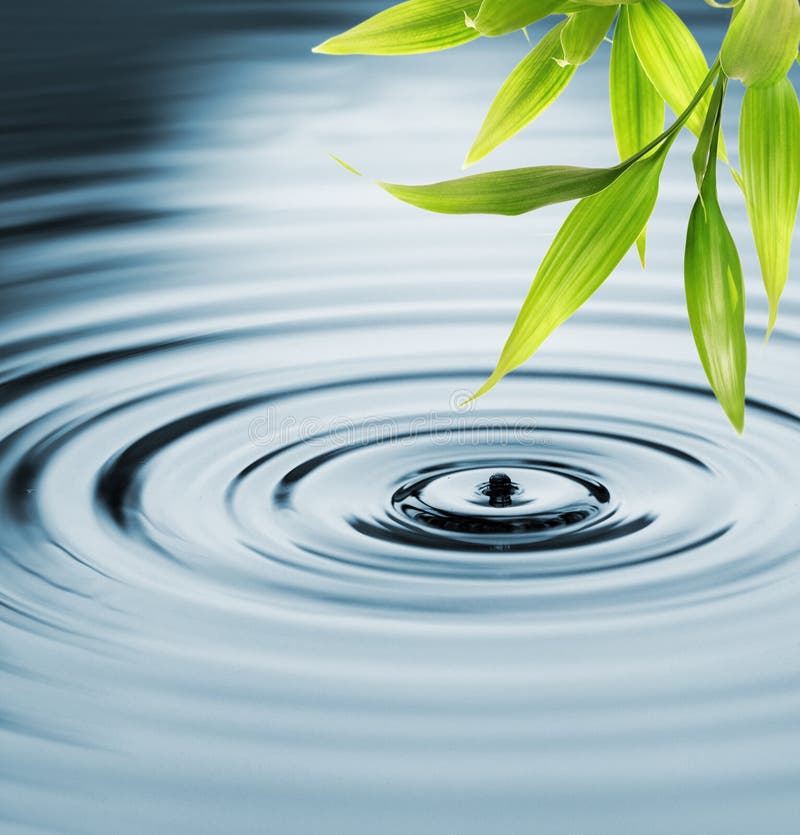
(377, 59, 716, 218)
(470, 142, 670, 400)
(329, 153, 363, 176)
(610, 8, 664, 161)
(473, 0, 567, 36)
(720, 0, 800, 87)
(740, 77, 800, 334)
(609, 5, 664, 263)
(466, 22, 575, 166)
(312, 0, 480, 55)
(559, 6, 618, 67)
(377, 58, 717, 217)
(685, 197, 746, 433)
(378, 165, 620, 214)
(691, 77, 726, 190)
(627, 0, 725, 158)
(684, 78, 746, 432)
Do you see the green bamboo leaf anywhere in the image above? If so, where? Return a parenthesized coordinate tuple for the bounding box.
(691, 77, 726, 190)
(470, 141, 670, 401)
(740, 77, 800, 334)
(609, 5, 664, 263)
(380, 63, 712, 215)
(472, 0, 566, 36)
(559, 6, 618, 67)
(720, 0, 800, 87)
(329, 153, 363, 176)
(312, 0, 480, 55)
(627, 0, 725, 158)
(466, 22, 575, 166)
(684, 78, 746, 432)
(378, 165, 620, 214)
(373, 58, 717, 218)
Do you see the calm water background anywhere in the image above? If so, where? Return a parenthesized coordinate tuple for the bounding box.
(2, 2, 800, 832)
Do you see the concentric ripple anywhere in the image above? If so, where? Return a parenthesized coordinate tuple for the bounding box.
(4, 325, 800, 619)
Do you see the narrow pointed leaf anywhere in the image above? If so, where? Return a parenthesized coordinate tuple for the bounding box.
(685, 198, 746, 432)
(473, 0, 566, 36)
(721, 0, 800, 87)
(312, 0, 480, 55)
(381, 55, 717, 217)
(329, 154, 362, 176)
(610, 8, 663, 160)
(684, 79, 746, 432)
(609, 5, 664, 263)
(691, 77, 726, 190)
(472, 143, 669, 400)
(378, 164, 621, 214)
(627, 0, 725, 158)
(466, 22, 575, 166)
(740, 77, 800, 333)
(560, 6, 618, 67)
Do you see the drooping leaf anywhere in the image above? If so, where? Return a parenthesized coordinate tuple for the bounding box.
(691, 76, 726, 190)
(559, 6, 618, 67)
(609, 5, 664, 263)
(627, 0, 724, 157)
(470, 141, 670, 400)
(684, 77, 746, 432)
(312, 0, 480, 55)
(609, 7, 664, 160)
(379, 54, 716, 215)
(378, 164, 620, 214)
(739, 77, 800, 333)
(466, 22, 575, 166)
(685, 198, 747, 432)
(472, 0, 566, 36)
(374, 57, 716, 217)
(720, 0, 800, 87)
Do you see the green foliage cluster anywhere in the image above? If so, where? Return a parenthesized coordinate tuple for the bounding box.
(314, 0, 800, 432)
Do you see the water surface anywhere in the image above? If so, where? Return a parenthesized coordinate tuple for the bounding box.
(2, 2, 800, 832)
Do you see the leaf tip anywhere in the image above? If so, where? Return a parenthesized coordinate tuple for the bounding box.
(312, 34, 359, 55)
(457, 372, 504, 409)
(328, 153, 362, 176)
(765, 304, 779, 343)
(463, 141, 484, 169)
(723, 395, 746, 435)
(635, 236, 647, 269)
(375, 180, 403, 203)
(716, 393, 746, 435)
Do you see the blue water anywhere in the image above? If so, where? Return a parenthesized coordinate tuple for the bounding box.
(2, 2, 800, 832)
